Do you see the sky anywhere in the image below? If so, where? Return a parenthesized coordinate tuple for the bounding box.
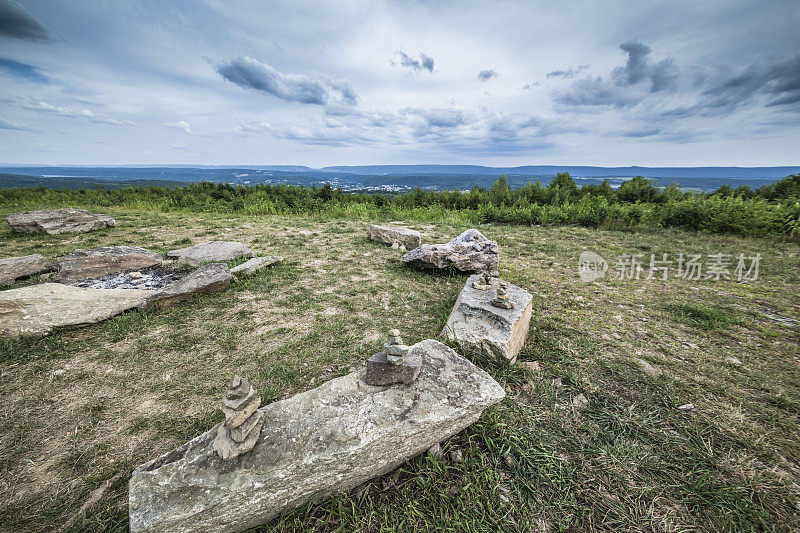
(0, 0, 798, 167)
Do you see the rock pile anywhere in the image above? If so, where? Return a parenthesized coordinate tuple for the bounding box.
(70, 266, 185, 290)
(402, 228, 498, 275)
(368, 224, 422, 250)
(6, 208, 115, 234)
(365, 329, 422, 386)
(213, 376, 265, 460)
(0, 254, 54, 286)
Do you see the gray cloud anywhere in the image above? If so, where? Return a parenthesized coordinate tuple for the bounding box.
(393, 50, 434, 73)
(612, 41, 677, 92)
(0, 0, 48, 41)
(0, 56, 48, 83)
(477, 69, 498, 81)
(702, 53, 800, 111)
(521, 82, 540, 90)
(0, 116, 28, 130)
(555, 76, 641, 108)
(217, 56, 358, 106)
(546, 65, 589, 79)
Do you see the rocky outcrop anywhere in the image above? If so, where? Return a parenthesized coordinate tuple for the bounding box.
(402, 229, 498, 275)
(230, 256, 282, 277)
(56, 246, 162, 283)
(368, 224, 422, 250)
(442, 274, 533, 364)
(166, 241, 254, 267)
(143, 263, 232, 310)
(0, 283, 148, 337)
(6, 208, 115, 234)
(0, 254, 54, 286)
(128, 339, 505, 533)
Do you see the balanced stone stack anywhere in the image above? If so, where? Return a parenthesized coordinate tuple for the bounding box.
(402, 228, 498, 275)
(213, 376, 265, 460)
(365, 329, 422, 385)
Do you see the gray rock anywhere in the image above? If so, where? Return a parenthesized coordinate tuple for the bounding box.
(365, 350, 422, 386)
(368, 224, 422, 250)
(57, 246, 162, 283)
(442, 274, 532, 364)
(166, 241, 254, 267)
(6, 208, 115, 234)
(0, 283, 148, 337)
(427, 442, 442, 458)
(128, 339, 505, 533)
(143, 263, 232, 310)
(637, 358, 661, 377)
(402, 229, 498, 275)
(0, 254, 54, 286)
(230, 256, 282, 276)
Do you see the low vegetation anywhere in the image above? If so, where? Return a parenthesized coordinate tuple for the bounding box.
(1, 173, 799, 238)
(0, 186, 798, 531)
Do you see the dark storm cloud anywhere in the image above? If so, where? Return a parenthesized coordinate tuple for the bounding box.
(393, 50, 434, 73)
(0, 0, 48, 41)
(0, 56, 48, 83)
(477, 69, 498, 81)
(546, 65, 589, 79)
(216, 56, 357, 106)
(612, 41, 677, 92)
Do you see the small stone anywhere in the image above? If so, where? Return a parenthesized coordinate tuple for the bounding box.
(725, 356, 743, 366)
(427, 442, 442, 458)
(683, 342, 700, 350)
(677, 403, 695, 410)
(572, 393, 589, 409)
(637, 358, 661, 377)
(128, 271, 144, 279)
(53, 369, 66, 376)
(520, 361, 541, 372)
(472, 273, 492, 290)
(450, 449, 463, 463)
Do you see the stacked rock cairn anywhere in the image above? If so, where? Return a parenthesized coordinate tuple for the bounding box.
(472, 272, 492, 290)
(491, 281, 514, 309)
(213, 375, 265, 460)
(385, 329, 410, 365)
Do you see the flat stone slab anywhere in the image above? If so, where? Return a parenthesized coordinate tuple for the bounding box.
(402, 228, 499, 275)
(6, 208, 115, 234)
(143, 263, 232, 310)
(0, 254, 54, 286)
(0, 283, 148, 337)
(368, 224, 422, 250)
(365, 351, 422, 385)
(57, 246, 163, 283)
(442, 274, 533, 364)
(167, 241, 254, 267)
(230, 256, 282, 276)
(128, 339, 505, 533)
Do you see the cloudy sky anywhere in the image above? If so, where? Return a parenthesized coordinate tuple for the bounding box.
(0, 0, 798, 166)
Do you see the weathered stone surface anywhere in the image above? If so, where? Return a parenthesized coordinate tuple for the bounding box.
(6, 208, 115, 234)
(56, 246, 162, 283)
(230, 256, 282, 276)
(0, 254, 54, 286)
(128, 339, 505, 533)
(0, 283, 148, 337)
(365, 351, 422, 386)
(402, 229, 498, 275)
(143, 263, 232, 310)
(166, 241, 254, 267)
(368, 224, 422, 250)
(442, 274, 532, 364)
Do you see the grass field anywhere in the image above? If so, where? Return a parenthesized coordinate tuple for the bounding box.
(1, 206, 799, 532)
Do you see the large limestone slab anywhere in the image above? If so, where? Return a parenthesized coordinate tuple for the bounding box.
(57, 246, 162, 283)
(368, 224, 422, 250)
(6, 208, 115, 234)
(402, 229, 499, 275)
(128, 339, 505, 533)
(167, 241, 254, 267)
(0, 283, 148, 337)
(143, 263, 232, 310)
(0, 254, 54, 286)
(443, 274, 533, 364)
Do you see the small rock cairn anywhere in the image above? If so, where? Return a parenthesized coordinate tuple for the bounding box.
(491, 281, 514, 309)
(385, 329, 410, 365)
(472, 273, 492, 290)
(213, 375, 265, 460)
